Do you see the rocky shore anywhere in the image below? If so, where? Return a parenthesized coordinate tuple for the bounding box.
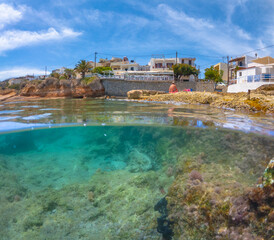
(128, 85, 274, 113)
(0, 77, 105, 101)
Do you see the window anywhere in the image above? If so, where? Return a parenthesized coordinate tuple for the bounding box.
(130, 67, 134, 71)
(189, 60, 192, 65)
(239, 72, 242, 76)
(239, 61, 243, 66)
(182, 59, 184, 64)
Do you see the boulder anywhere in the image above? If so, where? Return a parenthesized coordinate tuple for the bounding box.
(127, 90, 143, 99)
(127, 90, 166, 99)
(126, 149, 152, 172)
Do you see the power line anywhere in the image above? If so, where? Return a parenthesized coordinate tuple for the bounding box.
(178, 52, 223, 59)
(233, 44, 274, 58)
(97, 52, 175, 58)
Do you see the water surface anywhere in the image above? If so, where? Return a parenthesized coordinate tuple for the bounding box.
(0, 99, 273, 240)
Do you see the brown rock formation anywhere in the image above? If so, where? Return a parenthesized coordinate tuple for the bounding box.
(127, 90, 166, 99)
(253, 84, 274, 96)
(0, 89, 17, 101)
(20, 77, 104, 98)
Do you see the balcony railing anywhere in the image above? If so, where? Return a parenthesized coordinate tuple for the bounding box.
(99, 74, 174, 81)
(229, 74, 274, 85)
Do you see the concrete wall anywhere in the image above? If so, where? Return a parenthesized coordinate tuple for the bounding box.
(101, 78, 215, 96)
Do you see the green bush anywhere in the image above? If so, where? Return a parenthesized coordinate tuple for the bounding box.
(8, 84, 21, 90)
(82, 76, 97, 85)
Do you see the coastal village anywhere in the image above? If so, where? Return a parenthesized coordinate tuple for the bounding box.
(3, 53, 274, 91)
(1, 53, 274, 112)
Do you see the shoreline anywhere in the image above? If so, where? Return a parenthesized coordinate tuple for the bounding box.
(1, 91, 273, 114)
(137, 91, 274, 114)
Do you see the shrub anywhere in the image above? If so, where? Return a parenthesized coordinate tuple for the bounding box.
(8, 84, 21, 90)
(82, 76, 97, 85)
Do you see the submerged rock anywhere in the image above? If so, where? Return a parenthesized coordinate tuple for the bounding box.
(262, 158, 274, 187)
(154, 197, 174, 240)
(126, 149, 153, 172)
(165, 153, 274, 239)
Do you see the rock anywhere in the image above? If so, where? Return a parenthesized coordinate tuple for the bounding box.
(253, 84, 274, 95)
(0, 90, 17, 101)
(20, 77, 105, 98)
(262, 158, 274, 187)
(126, 149, 152, 172)
(127, 90, 165, 99)
(127, 90, 143, 99)
(87, 191, 94, 202)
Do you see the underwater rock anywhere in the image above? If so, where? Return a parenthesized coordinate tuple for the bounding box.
(88, 191, 94, 202)
(166, 167, 174, 177)
(262, 158, 274, 187)
(13, 195, 21, 202)
(188, 170, 203, 182)
(229, 196, 250, 223)
(154, 197, 174, 240)
(127, 149, 152, 172)
(109, 160, 127, 170)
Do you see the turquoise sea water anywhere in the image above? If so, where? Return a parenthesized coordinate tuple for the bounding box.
(0, 99, 273, 239)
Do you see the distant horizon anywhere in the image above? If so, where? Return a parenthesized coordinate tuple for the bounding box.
(0, 0, 273, 81)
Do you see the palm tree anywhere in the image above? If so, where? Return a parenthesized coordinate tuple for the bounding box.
(75, 60, 91, 79)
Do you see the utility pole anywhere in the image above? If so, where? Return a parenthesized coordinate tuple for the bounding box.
(94, 52, 98, 68)
(227, 56, 230, 86)
(176, 51, 178, 65)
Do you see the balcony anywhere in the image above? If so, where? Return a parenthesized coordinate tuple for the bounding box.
(230, 74, 274, 85)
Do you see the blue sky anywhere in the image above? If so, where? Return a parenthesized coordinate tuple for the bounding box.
(0, 0, 273, 80)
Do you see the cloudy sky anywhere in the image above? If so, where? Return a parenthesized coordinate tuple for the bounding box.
(0, 0, 273, 80)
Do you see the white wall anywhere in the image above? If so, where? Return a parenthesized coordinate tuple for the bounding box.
(228, 82, 268, 93)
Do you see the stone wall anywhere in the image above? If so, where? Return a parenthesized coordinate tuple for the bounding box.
(196, 82, 215, 92)
(101, 79, 215, 96)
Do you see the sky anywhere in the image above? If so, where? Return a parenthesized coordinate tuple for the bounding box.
(0, 0, 273, 80)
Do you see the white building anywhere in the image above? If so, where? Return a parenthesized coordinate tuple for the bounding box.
(149, 57, 196, 71)
(228, 56, 274, 93)
(52, 67, 66, 75)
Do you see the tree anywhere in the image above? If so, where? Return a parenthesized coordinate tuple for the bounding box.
(64, 68, 76, 79)
(204, 66, 223, 84)
(172, 64, 200, 81)
(75, 60, 92, 79)
(92, 66, 113, 75)
(50, 72, 60, 79)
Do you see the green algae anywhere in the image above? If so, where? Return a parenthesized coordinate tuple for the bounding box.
(0, 126, 273, 239)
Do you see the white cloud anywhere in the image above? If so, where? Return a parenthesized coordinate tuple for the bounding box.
(158, 4, 214, 30)
(224, 0, 249, 22)
(0, 28, 82, 53)
(154, 4, 253, 55)
(0, 3, 24, 29)
(0, 67, 45, 81)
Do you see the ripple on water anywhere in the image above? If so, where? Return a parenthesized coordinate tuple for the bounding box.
(0, 110, 24, 115)
(22, 113, 52, 120)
